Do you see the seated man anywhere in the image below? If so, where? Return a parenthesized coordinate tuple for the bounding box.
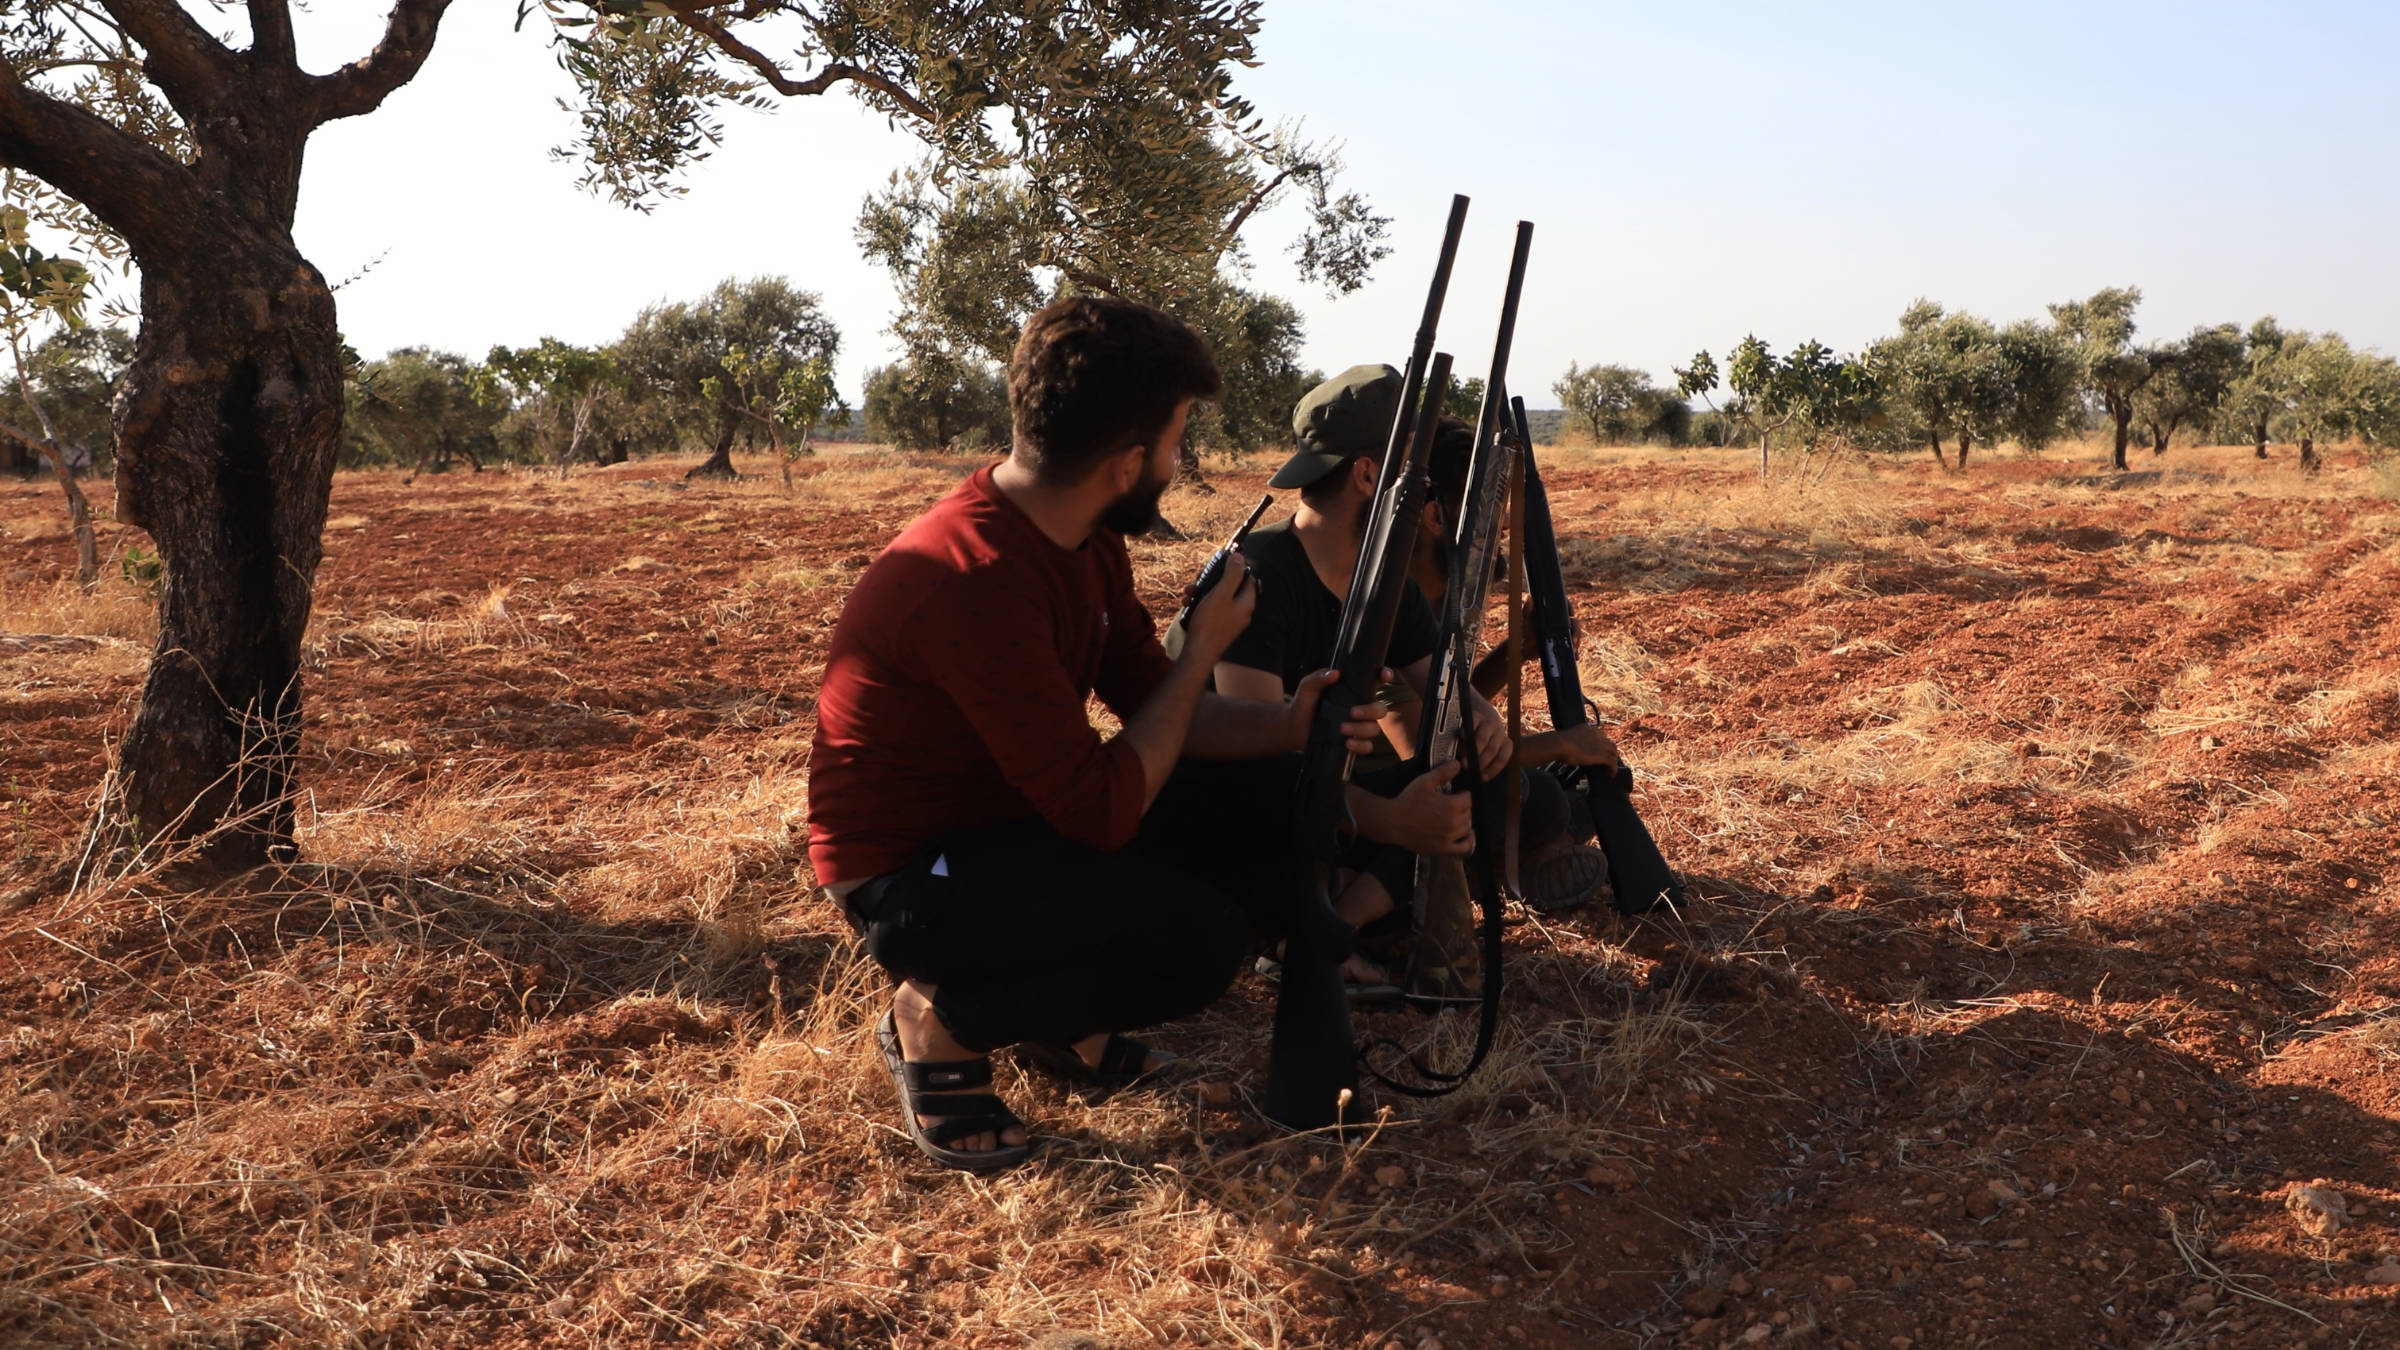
(1149, 367, 1512, 993)
(806, 298, 1377, 1172)
(1151, 369, 1621, 1002)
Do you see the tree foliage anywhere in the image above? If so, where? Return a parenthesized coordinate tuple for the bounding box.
(347, 347, 498, 474)
(478, 338, 621, 472)
(863, 352, 1008, 452)
(1553, 363, 1684, 444)
(2130, 323, 2245, 457)
(616, 277, 840, 477)
(2048, 287, 2153, 470)
(1866, 301, 2077, 467)
(17, 321, 130, 472)
(1679, 338, 1875, 478)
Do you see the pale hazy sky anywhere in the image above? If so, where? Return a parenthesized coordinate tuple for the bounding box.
(281, 1, 2400, 406)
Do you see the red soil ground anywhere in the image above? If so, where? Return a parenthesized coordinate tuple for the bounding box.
(3, 444, 2395, 1349)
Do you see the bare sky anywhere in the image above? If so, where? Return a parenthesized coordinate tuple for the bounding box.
(290, 1, 2400, 406)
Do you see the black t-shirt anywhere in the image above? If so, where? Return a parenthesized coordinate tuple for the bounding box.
(1173, 517, 1440, 692)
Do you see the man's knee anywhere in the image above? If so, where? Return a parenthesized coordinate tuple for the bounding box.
(1154, 876, 1249, 1003)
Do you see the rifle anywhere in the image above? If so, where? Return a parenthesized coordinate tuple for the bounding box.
(1267, 195, 1471, 1134)
(1171, 493, 1272, 632)
(1366, 220, 1536, 1095)
(1511, 393, 1686, 915)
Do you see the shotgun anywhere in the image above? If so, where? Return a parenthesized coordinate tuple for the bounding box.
(1171, 493, 1272, 632)
(1267, 197, 1472, 1133)
(1368, 220, 1536, 1094)
(1511, 393, 1685, 915)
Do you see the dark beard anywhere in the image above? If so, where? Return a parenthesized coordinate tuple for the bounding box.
(1101, 473, 1171, 536)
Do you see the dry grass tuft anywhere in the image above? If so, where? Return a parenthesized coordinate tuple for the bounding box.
(0, 572, 156, 644)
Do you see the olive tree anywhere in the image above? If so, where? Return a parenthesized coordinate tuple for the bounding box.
(479, 338, 621, 476)
(2131, 323, 2245, 457)
(617, 277, 839, 479)
(346, 346, 498, 477)
(1554, 362, 1667, 444)
(0, 0, 1338, 871)
(2048, 287, 2154, 470)
(0, 204, 98, 584)
(2221, 318, 2296, 459)
(1868, 301, 1998, 469)
(862, 352, 1008, 451)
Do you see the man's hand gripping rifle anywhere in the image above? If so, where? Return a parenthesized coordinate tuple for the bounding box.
(1264, 195, 1470, 1134)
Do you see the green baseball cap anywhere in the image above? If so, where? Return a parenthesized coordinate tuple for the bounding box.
(1269, 363, 1402, 489)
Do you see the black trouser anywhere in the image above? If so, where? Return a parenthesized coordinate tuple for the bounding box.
(1139, 754, 1586, 933)
(1137, 753, 1420, 935)
(843, 819, 1248, 1054)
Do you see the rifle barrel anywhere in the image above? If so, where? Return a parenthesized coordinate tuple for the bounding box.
(1511, 394, 1590, 729)
(1338, 195, 1469, 660)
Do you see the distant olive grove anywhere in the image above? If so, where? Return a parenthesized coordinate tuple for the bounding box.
(15, 282, 2396, 491)
(1554, 287, 2400, 477)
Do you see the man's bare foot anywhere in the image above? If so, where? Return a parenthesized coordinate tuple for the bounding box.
(892, 981, 1027, 1154)
(1339, 952, 1394, 987)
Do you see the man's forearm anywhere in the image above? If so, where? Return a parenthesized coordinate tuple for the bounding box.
(1346, 782, 1394, 844)
(1183, 691, 1299, 761)
(1118, 653, 1218, 805)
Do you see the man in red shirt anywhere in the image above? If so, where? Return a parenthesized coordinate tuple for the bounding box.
(808, 297, 1374, 1171)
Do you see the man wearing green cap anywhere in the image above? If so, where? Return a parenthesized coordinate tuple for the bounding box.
(1147, 366, 1511, 990)
(1147, 367, 1624, 991)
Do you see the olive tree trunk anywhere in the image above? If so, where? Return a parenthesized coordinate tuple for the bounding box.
(111, 236, 343, 867)
(686, 414, 739, 479)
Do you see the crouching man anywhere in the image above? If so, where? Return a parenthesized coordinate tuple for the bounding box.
(805, 297, 1374, 1172)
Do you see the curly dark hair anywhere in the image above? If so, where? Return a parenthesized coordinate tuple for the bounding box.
(1006, 296, 1223, 485)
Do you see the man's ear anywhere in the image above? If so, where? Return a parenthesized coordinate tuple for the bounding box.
(1109, 442, 1148, 493)
(1352, 454, 1379, 497)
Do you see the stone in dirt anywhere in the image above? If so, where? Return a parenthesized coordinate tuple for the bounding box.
(1823, 1273, 1857, 1295)
(2285, 1184, 2348, 1238)
(1681, 1286, 1728, 1318)
(1031, 1335, 1105, 1350)
(1965, 1179, 2021, 1219)
(2366, 1261, 2400, 1286)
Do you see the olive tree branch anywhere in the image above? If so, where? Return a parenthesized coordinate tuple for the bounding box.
(304, 0, 455, 124)
(0, 55, 205, 253)
(96, 0, 237, 114)
(656, 2, 938, 122)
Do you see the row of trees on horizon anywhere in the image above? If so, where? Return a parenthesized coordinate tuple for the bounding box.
(1553, 288, 2400, 474)
(20, 284, 2397, 494)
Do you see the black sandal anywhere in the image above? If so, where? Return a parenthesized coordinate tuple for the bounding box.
(875, 1011, 1033, 1173)
(1016, 1035, 1174, 1090)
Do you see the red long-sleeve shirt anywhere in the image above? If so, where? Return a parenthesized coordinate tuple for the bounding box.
(805, 466, 1174, 887)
